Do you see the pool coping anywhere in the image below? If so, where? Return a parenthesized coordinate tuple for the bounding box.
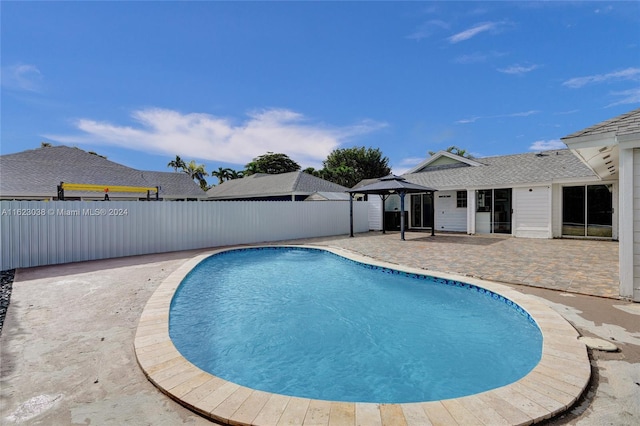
(134, 244, 591, 426)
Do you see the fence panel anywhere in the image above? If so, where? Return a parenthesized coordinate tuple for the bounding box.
(0, 200, 369, 270)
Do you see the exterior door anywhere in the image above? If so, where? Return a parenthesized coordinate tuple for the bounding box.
(475, 189, 512, 234)
(562, 184, 613, 237)
(493, 189, 512, 234)
(410, 193, 433, 228)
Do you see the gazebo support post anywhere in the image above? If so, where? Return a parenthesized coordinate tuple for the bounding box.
(380, 194, 386, 234)
(400, 191, 406, 241)
(349, 194, 354, 237)
(431, 191, 435, 236)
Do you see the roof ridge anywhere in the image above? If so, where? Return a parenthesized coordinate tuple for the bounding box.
(290, 170, 303, 191)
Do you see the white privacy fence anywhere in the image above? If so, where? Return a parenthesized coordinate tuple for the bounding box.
(0, 200, 369, 270)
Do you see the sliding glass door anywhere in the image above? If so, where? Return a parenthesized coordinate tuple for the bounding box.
(562, 184, 612, 237)
(410, 193, 433, 228)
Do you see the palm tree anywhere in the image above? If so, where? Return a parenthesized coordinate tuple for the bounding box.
(228, 170, 244, 180)
(211, 167, 234, 184)
(167, 155, 187, 172)
(183, 160, 209, 191)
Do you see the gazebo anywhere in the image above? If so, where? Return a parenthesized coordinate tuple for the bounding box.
(347, 175, 437, 240)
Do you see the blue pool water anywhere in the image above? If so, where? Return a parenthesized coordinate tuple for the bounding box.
(169, 247, 542, 403)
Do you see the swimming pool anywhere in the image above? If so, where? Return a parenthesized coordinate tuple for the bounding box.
(170, 247, 542, 403)
(135, 245, 591, 425)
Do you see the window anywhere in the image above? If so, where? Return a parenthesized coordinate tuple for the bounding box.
(456, 191, 467, 208)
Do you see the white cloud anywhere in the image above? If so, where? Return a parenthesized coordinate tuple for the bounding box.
(529, 139, 566, 151)
(456, 110, 539, 124)
(562, 67, 640, 88)
(456, 116, 480, 124)
(606, 87, 640, 107)
(2, 63, 43, 92)
(448, 22, 499, 43)
(406, 20, 449, 41)
(399, 157, 425, 166)
(509, 110, 539, 117)
(45, 108, 387, 168)
(497, 64, 539, 75)
(391, 157, 424, 175)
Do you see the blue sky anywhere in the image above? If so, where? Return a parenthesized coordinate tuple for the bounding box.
(2, 1, 639, 179)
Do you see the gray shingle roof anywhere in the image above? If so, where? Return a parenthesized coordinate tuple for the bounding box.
(402, 149, 597, 190)
(562, 108, 640, 140)
(0, 145, 206, 199)
(206, 171, 349, 200)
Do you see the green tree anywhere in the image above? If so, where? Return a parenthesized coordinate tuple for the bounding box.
(325, 165, 356, 187)
(243, 162, 259, 176)
(211, 167, 234, 184)
(303, 167, 320, 177)
(167, 155, 187, 172)
(228, 169, 244, 180)
(321, 146, 390, 188)
(183, 160, 210, 191)
(244, 152, 300, 175)
(428, 146, 473, 159)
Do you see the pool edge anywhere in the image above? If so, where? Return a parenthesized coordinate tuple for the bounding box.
(134, 244, 591, 426)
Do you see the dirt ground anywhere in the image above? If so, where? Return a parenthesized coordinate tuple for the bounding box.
(0, 244, 638, 425)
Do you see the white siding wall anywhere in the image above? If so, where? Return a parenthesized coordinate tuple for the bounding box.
(514, 186, 552, 238)
(434, 190, 467, 232)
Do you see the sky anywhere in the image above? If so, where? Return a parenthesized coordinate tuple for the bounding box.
(2, 1, 639, 180)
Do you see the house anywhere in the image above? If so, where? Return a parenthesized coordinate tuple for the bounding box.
(357, 108, 638, 300)
(562, 107, 640, 301)
(364, 148, 608, 239)
(0, 145, 207, 200)
(206, 171, 349, 201)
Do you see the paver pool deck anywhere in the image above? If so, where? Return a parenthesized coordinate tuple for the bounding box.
(1, 232, 638, 425)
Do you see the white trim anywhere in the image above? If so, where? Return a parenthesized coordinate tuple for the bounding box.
(617, 134, 640, 145)
(562, 131, 617, 148)
(619, 148, 634, 299)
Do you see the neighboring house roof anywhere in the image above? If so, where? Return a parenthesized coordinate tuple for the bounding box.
(305, 191, 351, 201)
(401, 149, 598, 191)
(562, 108, 640, 140)
(206, 171, 349, 200)
(0, 145, 207, 199)
(350, 178, 380, 190)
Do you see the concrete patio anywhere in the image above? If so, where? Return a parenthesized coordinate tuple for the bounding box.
(1, 232, 638, 425)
